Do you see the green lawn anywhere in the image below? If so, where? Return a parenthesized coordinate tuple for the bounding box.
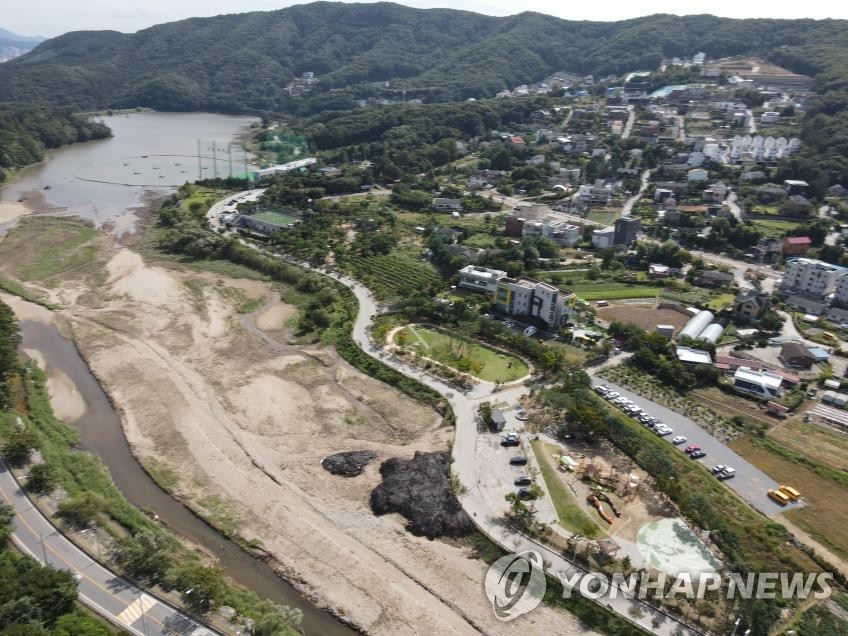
(398, 325, 528, 382)
(566, 281, 662, 301)
(248, 210, 299, 226)
(531, 440, 603, 538)
(751, 218, 803, 237)
(706, 292, 735, 310)
(585, 210, 621, 225)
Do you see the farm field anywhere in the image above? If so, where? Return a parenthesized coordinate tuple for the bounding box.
(345, 252, 442, 299)
(751, 218, 802, 237)
(596, 303, 690, 333)
(585, 209, 621, 225)
(535, 275, 662, 301)
(729, 436, 848, 561)
(396, 325, 529, 382)
(768, 420, 848, 471)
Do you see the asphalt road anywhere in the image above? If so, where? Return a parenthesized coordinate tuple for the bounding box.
(0, 459, 218, 636)
(592, 379, 800, 517)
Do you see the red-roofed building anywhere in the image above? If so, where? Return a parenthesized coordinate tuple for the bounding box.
(783, 236, 812, 256)
(508, 135, 526, 146)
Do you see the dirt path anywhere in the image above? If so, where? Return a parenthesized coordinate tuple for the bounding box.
(776, 516, 848, 579)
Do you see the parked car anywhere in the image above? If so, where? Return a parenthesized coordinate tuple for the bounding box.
(672, 436, 687, 445)
(514, 476, 533, 487)
(717, 468, 736, 480)
(509, 456, 528, 466)
(690, 450, 707, 459)
(684, 445, 701, 454)
(516, 487, 533, 499)
(712, 465, 727, 474)
(501, 433, 520, 447)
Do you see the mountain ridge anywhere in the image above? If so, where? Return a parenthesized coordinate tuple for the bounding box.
(2, 2, 847, 113)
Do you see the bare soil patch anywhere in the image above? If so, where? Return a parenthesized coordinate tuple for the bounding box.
(597, 303, 690, 334)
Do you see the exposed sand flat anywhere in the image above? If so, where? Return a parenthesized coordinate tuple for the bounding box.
(22, 347, 87, 421)
(0, 202, 30, 225)
(3, 240, 589, 635)
(0, 291, 53, 323)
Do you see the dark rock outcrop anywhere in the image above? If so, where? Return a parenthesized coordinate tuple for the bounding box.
(321, 450, 377, 477)
(370, 451, 473, 539)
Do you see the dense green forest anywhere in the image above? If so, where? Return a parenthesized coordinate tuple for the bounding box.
(0, 105, 111, 183)
(1, 3, 846, 113)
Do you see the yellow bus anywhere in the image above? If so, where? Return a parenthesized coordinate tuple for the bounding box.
(778, 485, 801, 502)
(768, 489, 790, 506)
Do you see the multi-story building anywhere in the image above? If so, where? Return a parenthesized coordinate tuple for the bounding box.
(779, 258, 847, 300)
(614, 217, 641, 246)
(833, 272, 848, 309)
(522, 220, 581, 246)
(457, 265, 506, 295)
(494, 277, 574, 329)
(592, 226, 616, 249)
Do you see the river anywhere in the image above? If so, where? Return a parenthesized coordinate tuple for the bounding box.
(1, 112, 354, 636)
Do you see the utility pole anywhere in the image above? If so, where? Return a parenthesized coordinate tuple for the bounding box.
(197, 139, 202, 179)
(212, 140, 218, 179)
(228, 143, 233, 178)
(39, 531, 48, 564)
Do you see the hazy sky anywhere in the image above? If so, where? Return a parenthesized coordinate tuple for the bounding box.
(7, 0, 848, 38)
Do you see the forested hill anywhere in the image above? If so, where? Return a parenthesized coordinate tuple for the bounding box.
(0, 105, 111, 183)
(1, 2, 848, 114)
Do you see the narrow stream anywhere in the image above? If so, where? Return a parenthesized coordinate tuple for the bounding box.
(18, 320, 354, 636)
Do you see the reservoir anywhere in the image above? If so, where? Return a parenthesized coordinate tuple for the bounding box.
(1, 111, 257, 228)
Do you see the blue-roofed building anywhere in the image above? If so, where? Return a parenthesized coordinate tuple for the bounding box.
(807, 347, 830, 364)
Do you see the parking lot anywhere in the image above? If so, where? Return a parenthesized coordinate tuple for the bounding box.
(593, 379, 798, 517)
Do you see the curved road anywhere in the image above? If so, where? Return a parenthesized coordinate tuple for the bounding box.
(208, 188, 703, 634)
(0, 458, 218, 636)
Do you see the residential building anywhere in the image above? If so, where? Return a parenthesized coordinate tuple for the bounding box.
(687, 168, 708, 182)
(432, 198, 462, 212)
(760, 111, 780, 126)
(614, 217, 641, 246)
(784, 179, 809, 195)
(732, 290, 771, 322)
(782, 236, 812, 256)
(433, 227, 462, 244)
(494, 277, 574, 329)
(591, 226, 616, 249)
(833, 273, 848, 309)
(695, 270, 734, 287)
(648, 263, 671, 278)
(505, 216, 525, 237)
(733, 367, 784, 399)
(458, 265, 506, 295)
(780, 342, 816, 369)
(779, 258, 847, 300)
(756, 186, 787, 203)
(676, 346, 713, 365)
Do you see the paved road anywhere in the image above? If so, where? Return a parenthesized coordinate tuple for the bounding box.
(592, 380, 797, 517)
(621, 104, 636, 139)
(621, 168, 653, 217)
(0, 459, 219, 636)
(208, 194, 706, 634)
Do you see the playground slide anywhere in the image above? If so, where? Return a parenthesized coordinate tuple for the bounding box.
(598, 492, 621, 517)
(590, 495, 614, 524)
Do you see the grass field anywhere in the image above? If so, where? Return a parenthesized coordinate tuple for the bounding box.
(729, 436, 848, 560)
(751, 218, 803, 237)
(346, 252, 442, 299)
(585, 210, 621, 225)
(769, 420, 848, 471)
(247, 210, 299, 226)
(398, 325, 528, 382)
(567, 281, 662, 301)
(706, 292, 735, 310)
(0, 217, 104, 288)
(531, 440, 604, 538)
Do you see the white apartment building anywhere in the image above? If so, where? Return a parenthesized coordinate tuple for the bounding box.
(780, 258, 847, 300)
(591, 226, 616, 249)
(522, 220, 581, 246)
(833, 271, 848, 308)
(457, 265, 506, 295)
(495, 277, 574, 329)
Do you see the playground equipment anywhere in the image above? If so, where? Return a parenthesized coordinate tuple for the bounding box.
(594, 489, 621, 517)
(589, 495, 614, 524)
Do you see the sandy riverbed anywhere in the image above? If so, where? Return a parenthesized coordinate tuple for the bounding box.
(1, 233, 589, 634)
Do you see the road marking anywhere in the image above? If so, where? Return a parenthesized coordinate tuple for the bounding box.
(117, 594, 157, 627)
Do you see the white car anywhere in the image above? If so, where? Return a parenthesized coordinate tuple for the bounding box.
(711, 464, 727, 474)
(672, 435, 687, 445)
(605, 392, 620, 400)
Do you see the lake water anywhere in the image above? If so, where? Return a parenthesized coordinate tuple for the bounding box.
(1, 111, 257, 227)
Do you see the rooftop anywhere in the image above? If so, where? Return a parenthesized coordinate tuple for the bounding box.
(734, 367, 783, 391)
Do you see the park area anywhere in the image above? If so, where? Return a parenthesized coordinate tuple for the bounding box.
(393, 325, 529, 382)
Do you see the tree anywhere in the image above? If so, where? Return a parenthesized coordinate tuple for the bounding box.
(250, 600, 303, 636)
(0, 503, 12, 545)
(26, 463, 58, 495)
(51, 612, 112, 636)
(111, 530, 173, 582)
(1, 430, 39, 467)
(178, 564, 226, 613)
(56, 493, 105, 528)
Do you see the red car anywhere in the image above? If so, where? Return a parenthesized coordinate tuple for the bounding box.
(684, 445, 701, 454)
